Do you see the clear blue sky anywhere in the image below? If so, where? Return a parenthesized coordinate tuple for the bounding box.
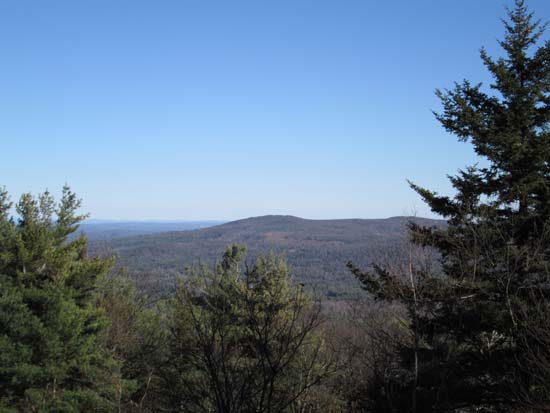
(2, 0, 549, 220)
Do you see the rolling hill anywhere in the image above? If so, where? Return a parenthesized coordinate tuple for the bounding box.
(93, 215, 445, 298)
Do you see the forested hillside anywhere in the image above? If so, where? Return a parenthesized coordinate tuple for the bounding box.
(95, 215, 444, 298)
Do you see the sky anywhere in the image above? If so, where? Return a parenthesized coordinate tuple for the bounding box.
(2, 0, 550, 221)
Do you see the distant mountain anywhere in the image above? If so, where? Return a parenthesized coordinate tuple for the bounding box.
(94, 215, 445, 299)
(78, 220, 225, 241)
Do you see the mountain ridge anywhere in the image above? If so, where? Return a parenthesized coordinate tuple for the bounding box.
(94, 215, 445, 298)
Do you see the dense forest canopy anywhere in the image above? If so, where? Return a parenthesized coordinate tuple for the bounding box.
(91, 215, 444, 299)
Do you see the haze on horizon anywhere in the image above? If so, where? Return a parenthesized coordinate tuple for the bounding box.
(3, 0, 549, 221)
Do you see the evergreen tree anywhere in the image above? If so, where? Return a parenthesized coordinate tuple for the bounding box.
(99, 272, 166, 411)
(160, 246, 329, 413)
(350, 1, 550, 411)
(0, 186, 118, 412)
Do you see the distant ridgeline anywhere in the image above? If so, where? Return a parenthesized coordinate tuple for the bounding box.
(78, 220, 225, 241)
(87, 215, 445, 299)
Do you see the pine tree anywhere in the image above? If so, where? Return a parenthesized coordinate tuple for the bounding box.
(0, 186, 118, 412)
(351, 1, 550, 411)
(160, 246, 329, 413)
(98, 272, 166, 411)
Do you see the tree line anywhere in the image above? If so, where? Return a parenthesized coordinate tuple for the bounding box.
(0, 187, 331, 412)
(2, 1, 550, 411)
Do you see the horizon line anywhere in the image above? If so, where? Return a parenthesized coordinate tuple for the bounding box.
(84, 214, 443, 223)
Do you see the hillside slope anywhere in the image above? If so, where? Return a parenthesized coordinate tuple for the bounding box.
(97, 215, 444, 298)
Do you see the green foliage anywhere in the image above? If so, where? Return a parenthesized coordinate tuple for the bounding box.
(0, 186, 118, 411)
(351, 1, 550, 411)
(159, 245, 330, 413)
(0, 189, 336, 412)
(98, 272, 167, 411)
